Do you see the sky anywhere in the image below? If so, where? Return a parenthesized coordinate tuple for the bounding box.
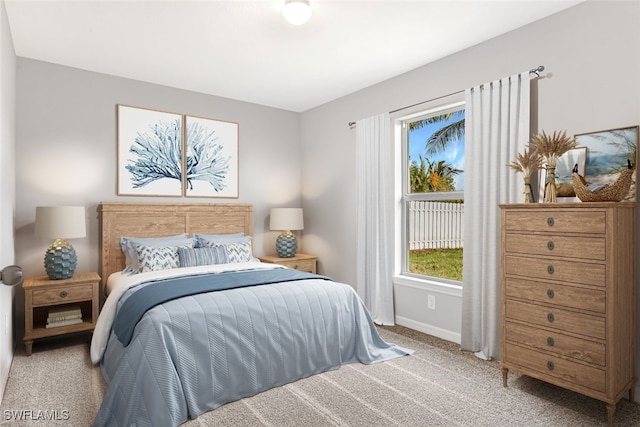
(408, 114, 465, 191)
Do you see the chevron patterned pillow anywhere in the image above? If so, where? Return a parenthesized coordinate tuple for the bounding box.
(135, 244, 183, 273)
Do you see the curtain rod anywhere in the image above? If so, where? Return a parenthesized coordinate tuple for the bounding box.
(348, 65, 545, 128)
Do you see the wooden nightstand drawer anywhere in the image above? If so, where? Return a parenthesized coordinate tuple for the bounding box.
(258, 254, 317, 274)
(23, 272, 101, 356)
(32, 284, 94, 306)
(283, 258, 315, 272)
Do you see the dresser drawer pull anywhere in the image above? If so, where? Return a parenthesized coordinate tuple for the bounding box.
(547, 361, 555, 371)
(547, 265, 554, 275)
(547, 217, 554, 226)
(547, 313, 555, 323)
(293, 264, 299, 270)
(59, 290, 68, 298)
(547, 241, 555, 251)
(547, 289, 555, 298)
(547, 337, 555, 347)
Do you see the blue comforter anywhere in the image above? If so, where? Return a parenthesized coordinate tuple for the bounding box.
(93, 268, 411, 427)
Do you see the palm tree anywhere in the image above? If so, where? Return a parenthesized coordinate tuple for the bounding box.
(409, 155, 429, 193)
(409, 155, 461, 193)
(425, 159, 461, 192)
(409, 110, 465, 156)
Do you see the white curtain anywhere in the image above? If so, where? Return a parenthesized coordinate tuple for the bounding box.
(461, 72, 530, 360)
(355, 113, 395, 325)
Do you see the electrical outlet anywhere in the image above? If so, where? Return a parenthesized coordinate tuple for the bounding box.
(427, 294, 436, 310)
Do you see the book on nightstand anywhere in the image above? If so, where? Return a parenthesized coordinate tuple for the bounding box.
(47, 305, 82, 328)
(45, 318, 83, 328)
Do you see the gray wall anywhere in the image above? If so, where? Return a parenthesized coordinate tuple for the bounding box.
(13, 59, 303, 338)
(299, 0, 640, 381)
(0, 0, 16, 402)
(300, 0, 640, 285)
(15, 60, 303, 278)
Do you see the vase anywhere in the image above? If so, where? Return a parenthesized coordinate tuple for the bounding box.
(544, 159, 557, 203)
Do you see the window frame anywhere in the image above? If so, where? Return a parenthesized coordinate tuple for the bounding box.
(395, 93, 465, 286)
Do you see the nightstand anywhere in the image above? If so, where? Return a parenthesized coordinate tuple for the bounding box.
(23, 271, 100, 356)
(258, 254, 317, 274)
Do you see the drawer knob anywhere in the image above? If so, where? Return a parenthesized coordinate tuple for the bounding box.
(547, 312, 555, 323)
(547, 241, 555, 251)
(547, 337, 555, 347)
(59, 290, 68, 298)
(547, 217, 554, 226)
(293, 264, 299, 270)
(547, 361, 555, 371)
(547, 289, 555, 299)
(547, 265, 555, 275)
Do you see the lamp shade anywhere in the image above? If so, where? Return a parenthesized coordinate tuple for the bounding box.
(35, 206, 87, 240)
(282, 0, 312, 25)
(270, 208, 304, 231)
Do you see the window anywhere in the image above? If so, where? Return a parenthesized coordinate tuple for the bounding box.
(399, 95, 465, 284)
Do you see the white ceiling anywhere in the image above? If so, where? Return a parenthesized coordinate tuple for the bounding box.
(4, 0, 583, 112)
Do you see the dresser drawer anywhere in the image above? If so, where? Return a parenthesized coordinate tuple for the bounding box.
(504, 342, 605, 393)
(504, 255, 605, 287)
(505, 277, 605, 313)
(31, 284, 94, 306)
(505, 321, 605, 366)
(504, 233, 605, 261)
(504, 210, 606, 234)
(505, 299, 605, 340)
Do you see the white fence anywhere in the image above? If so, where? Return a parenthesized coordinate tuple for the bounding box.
(408, 201, 464, 250)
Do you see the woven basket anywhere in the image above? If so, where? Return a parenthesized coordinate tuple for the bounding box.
(572, 168, 634, 202)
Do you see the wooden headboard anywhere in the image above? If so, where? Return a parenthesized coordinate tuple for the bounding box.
(99, 202, 253, 282)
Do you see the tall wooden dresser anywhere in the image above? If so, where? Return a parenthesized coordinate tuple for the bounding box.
(500, 203, 636, 426)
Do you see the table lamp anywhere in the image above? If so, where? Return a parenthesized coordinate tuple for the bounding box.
(270, 208, 304, 258)
(35, 206, 86, 280)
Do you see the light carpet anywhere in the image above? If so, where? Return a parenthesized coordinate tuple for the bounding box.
(1, 326, 640, 426)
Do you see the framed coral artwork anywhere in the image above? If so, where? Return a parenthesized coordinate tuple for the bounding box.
(117, 105, 183, 196)
(184, 115, 239, 198)
(117, 105, 239, 198)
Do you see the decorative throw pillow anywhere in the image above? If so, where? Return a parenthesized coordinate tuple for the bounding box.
(193, 232, 246, 248)
(120, 234, 192, 274)
(178, 246, 229, 267)
(208, 241, 255, 263)
(135, 245, 182, 273)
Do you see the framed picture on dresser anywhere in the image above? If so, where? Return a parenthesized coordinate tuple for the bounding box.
(574, 125, 638, 202)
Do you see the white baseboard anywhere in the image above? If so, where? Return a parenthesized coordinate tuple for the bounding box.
(395, 315, 461, 345)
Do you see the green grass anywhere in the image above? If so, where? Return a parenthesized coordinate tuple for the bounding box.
(408, 248, 463, 281)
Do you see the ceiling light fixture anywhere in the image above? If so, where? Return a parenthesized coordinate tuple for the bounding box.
(282, 0, 312, 26)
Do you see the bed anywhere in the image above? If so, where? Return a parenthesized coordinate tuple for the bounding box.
(91, 202, 411, 427)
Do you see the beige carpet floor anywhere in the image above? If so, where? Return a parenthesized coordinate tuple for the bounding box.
(1, 326, 640, 426)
